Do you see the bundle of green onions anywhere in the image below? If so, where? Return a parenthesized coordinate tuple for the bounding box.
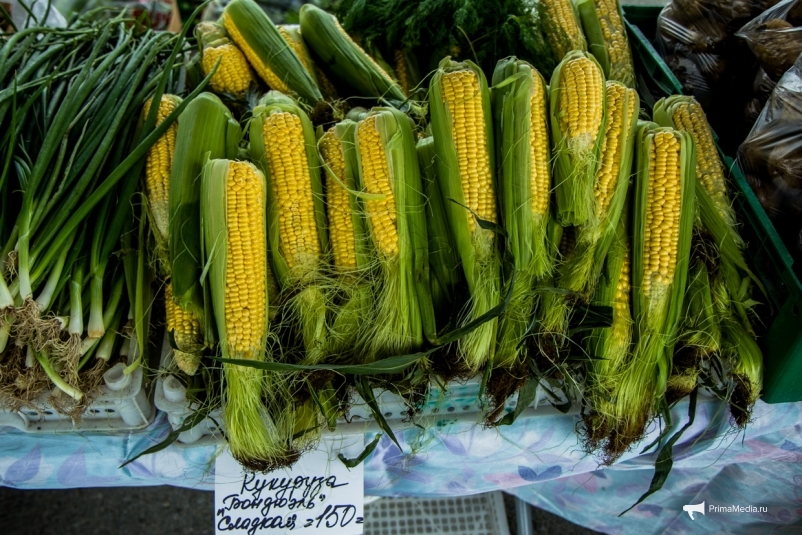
(0, 12, 206, 415)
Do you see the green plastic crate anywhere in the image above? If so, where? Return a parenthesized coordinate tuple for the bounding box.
(623, 4, 802, 403)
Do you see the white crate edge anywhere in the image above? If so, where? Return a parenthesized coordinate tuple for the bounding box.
(0, 363, 154, 433)
(154, 366, 576, 447)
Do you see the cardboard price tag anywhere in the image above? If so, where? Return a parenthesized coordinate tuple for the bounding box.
(215, 435, 365, 535)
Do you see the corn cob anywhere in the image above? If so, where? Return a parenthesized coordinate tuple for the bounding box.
(320, 124, 362, 272)
(169, 93, 241, 328)
(165, 282, 203, 375)
(417, 136, 462, 326)
(577, 0, 636, 87)
(201, 158, 279, 470)
(354, 109, 435, 359)
(583, 213, 632, 458)
(607, 122, 695, 458)
(195, 22, 253, 97)
(394, 49, 423, 98)
(223, 0, 322, 105)
(550, 51, 606, 227)
(429, 58, 501, 372)
(319, 121, 372, 357)
(142, 94, 181, 250)
(299, 4, 406, 102)
(250, 92, 329, 365)
(491, 58, 553, 369)
(541, 0, 588, 63)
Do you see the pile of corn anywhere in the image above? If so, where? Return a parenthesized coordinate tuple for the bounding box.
(0, 0, 764, 472)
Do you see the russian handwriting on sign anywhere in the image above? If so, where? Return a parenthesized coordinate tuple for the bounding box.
(215, 437, 365, 535)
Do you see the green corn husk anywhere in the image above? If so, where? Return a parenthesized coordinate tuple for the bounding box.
(318, 120, 372, 358)
(201, 158, 285, 471)
(669, 254, 718, 402)
(491, 57, 553, 370)
(249, 91, 330, 365)
(532, 217, 566, 371)
(576, 0, 636, 88)
(582, 209, 632, 459)
(429, 58, 501, 373)
(549, 50, 607, 227)
(222, 0, 323, 105)
(417, 136, 462, 328)
(722, 313, 763, 427)
(607, 122, 695, 458)
(169, 93, 241, 330)
(354, 108, 436, 360)
(299, 4, 406, 103)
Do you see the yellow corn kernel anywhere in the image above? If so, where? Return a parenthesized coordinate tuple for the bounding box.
(615, 245, 630, 322)
(593, 83, 628, 216)
(165, 283, 203, 374)
(671, 101, 729, 219)
(440, 69, 496, 232)
(357, 117, 399, 257)
(559, 56, 604, 146)
(202, 43, 253, 96)
(224, 161, 268, 358)
(320, 130, 358, 269)
(530, 75, 550, 216)
(262, 112, 321, 272)
(543, 0, 587, 61)
(143, 95, 180, 243)
(595, 0, 635, 86)
(643, 132, 682, 299)
(607, 241, 632, 365)
(223, 13, 290, 94)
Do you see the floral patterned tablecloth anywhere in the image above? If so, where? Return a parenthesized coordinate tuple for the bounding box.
(1, 396, 800, 534)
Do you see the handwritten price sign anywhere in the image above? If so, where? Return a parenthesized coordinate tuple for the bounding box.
(215, 437, 365, 535)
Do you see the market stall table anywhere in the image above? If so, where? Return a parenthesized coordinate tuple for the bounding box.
(1, 396, 800, 534)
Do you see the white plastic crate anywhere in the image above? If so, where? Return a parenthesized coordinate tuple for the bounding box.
(154, 360, 576, 446)
(0, 363, 153, 432)
(363, 492, 510, 535)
